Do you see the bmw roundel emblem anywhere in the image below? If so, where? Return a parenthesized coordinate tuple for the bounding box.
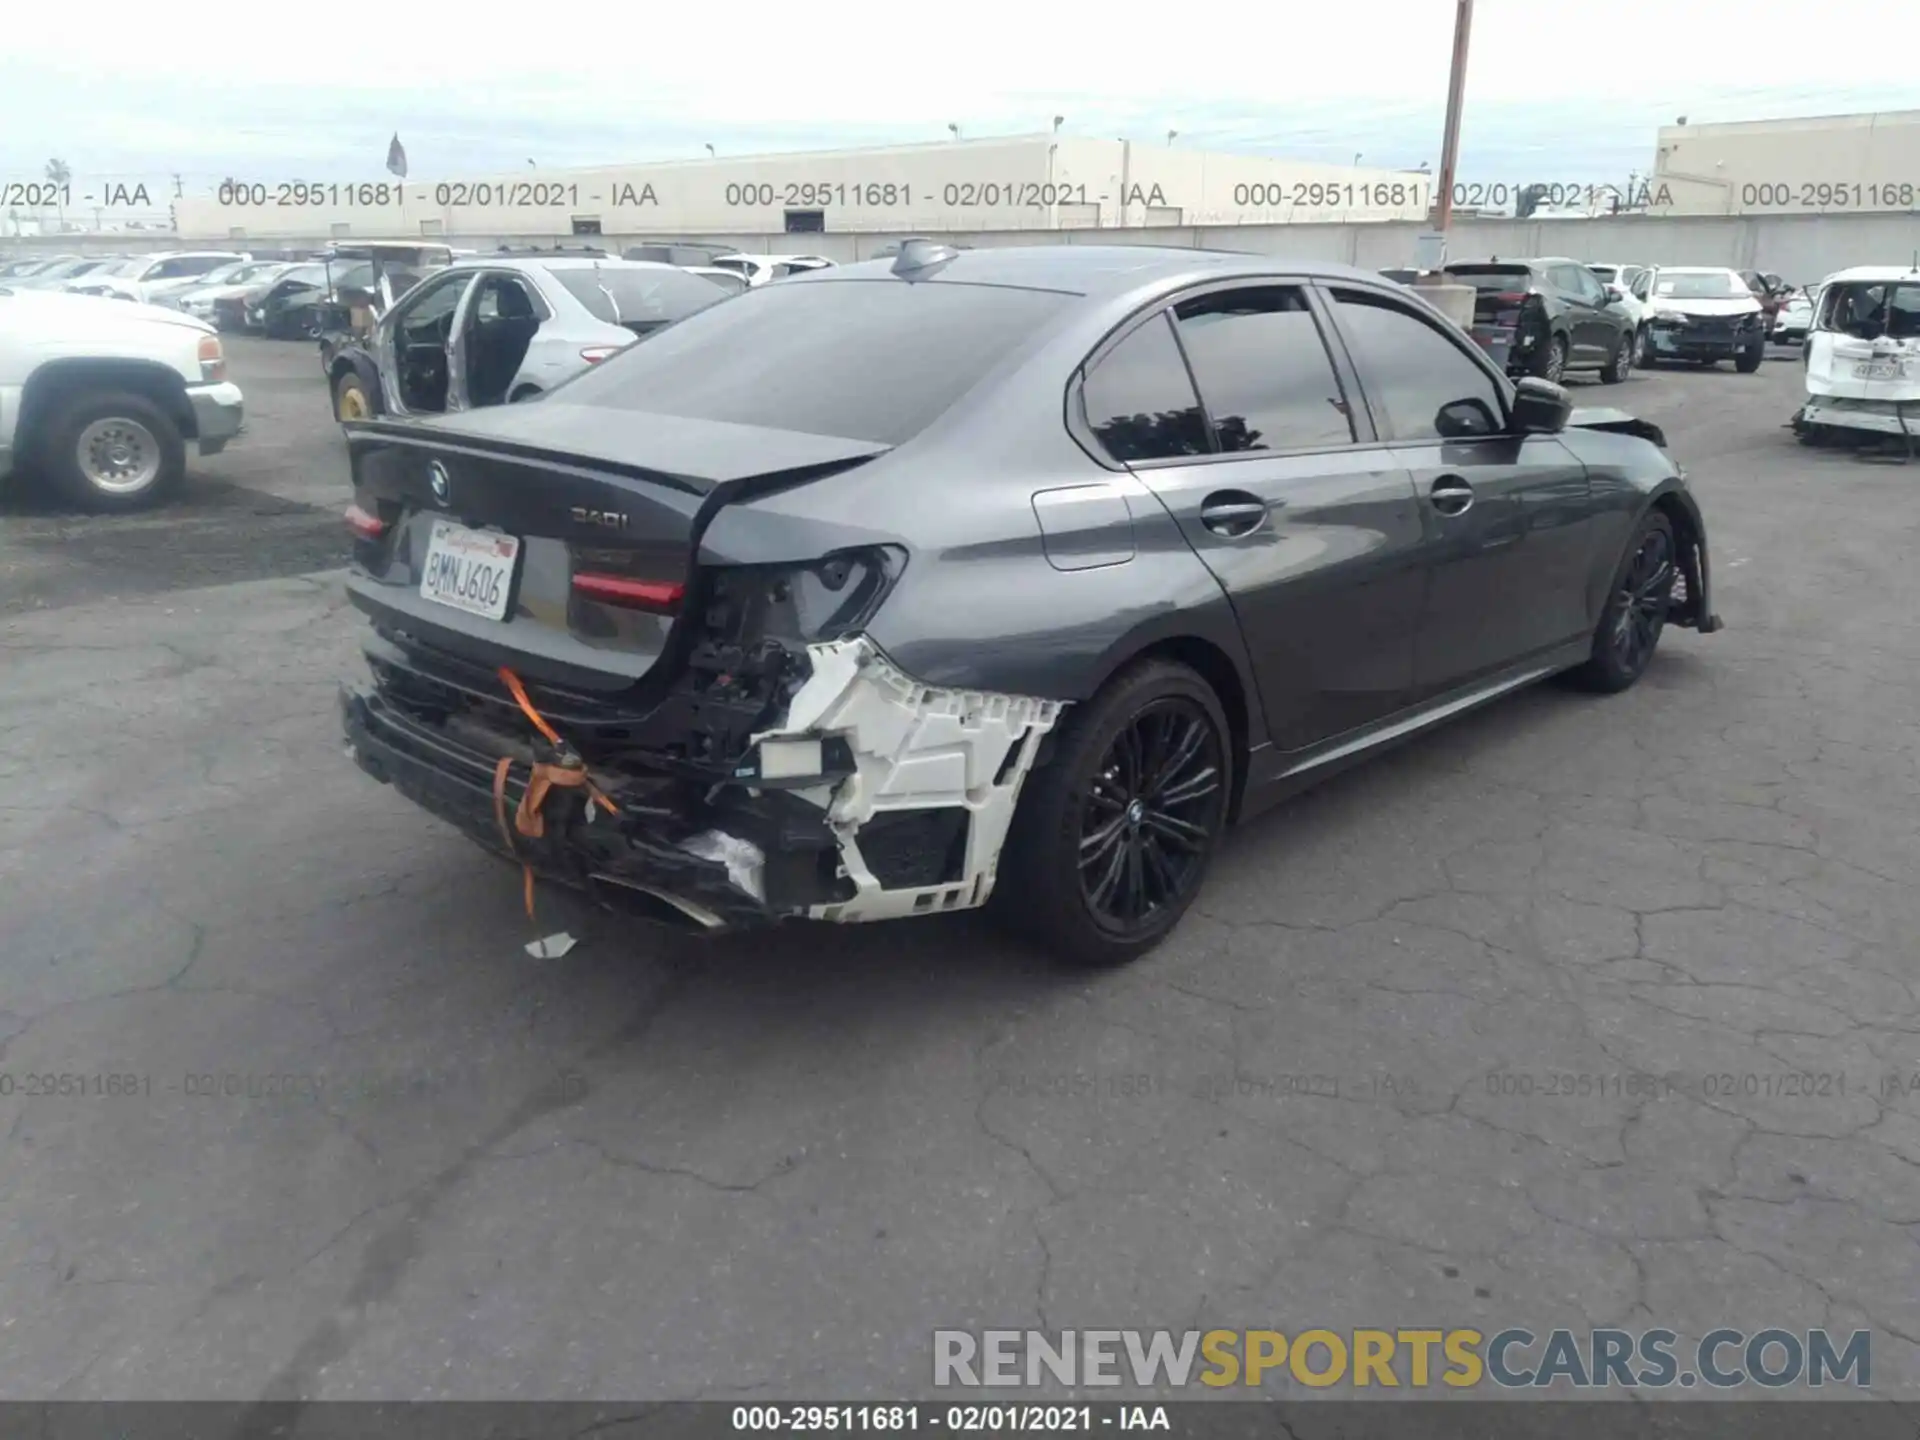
(428, 460, 450, 503)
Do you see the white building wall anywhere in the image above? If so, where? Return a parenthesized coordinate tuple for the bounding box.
(1650, 111, 1920, 215)
(173, 136, 1433, 242)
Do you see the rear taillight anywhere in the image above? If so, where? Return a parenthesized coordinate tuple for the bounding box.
(571, 572, 684, 612)
(578, 346, 622, 365)
(344, 503, 387, 539)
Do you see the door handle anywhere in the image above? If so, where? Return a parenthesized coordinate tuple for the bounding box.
(1199, 492, 1270, 538)
(1429, 476, 1474, 516)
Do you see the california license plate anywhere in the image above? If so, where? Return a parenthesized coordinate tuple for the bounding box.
(420, 519, 520, 621)
(1853, 359, 1902, 379)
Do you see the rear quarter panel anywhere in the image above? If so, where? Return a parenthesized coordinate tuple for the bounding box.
(694, 280, 1268, 737)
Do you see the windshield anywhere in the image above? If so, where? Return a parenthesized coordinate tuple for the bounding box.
(553, 266, 732, 327)
(1822, 282, 1920, 341)
(1652, 271, 1750, 300)
(553, 277, 1072, 444)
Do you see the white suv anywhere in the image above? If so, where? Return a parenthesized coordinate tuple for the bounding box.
(708, 252, 836, 287)
(0, 287, 245, 510)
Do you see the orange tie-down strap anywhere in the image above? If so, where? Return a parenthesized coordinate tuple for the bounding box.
(490, 666, 619, 920)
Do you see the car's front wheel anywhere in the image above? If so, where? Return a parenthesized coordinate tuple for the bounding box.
(1564, 511, 1676, 694)
(1632, 326, 1651, 367)
(1735, 340, 1764, 373)
(332, 371, 373, 422)
(40, 390, 187, 512)
(995, 659, 1232, 966)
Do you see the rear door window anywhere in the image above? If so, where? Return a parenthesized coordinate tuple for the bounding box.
(1080, 311, 1211, 462)
(553, 278, 1073, 444)
(1171, 285, 1353, 452)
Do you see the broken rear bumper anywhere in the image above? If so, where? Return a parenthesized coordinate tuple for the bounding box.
(341, 684, 786, 931)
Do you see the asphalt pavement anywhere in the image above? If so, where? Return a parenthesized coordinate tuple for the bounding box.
(4, 338, 1919, 1402)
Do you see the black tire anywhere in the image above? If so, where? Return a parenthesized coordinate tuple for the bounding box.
(38, 389, 186, 512)
(1600, 330, 1632, 384)
(994, 659, 1232, 967)
(1529, 332, 1569, 384)
(1564, 511, 1676, 694)
(332, 370, 374, 423)
(509, 385, 542, 404)
(1632, 326, 1651, 368)
(1735, 342, 1764, 374)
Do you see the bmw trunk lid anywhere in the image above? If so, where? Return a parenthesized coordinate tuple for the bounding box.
(342, 403, 891, 693)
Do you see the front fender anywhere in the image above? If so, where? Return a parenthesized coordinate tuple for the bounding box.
(1649, 481, 1721, 633)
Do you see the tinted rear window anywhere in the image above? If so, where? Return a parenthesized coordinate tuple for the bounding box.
(554, 267, 730, 325)
(554, 279, 1074, 444)
(1446, 266, 1533, 291)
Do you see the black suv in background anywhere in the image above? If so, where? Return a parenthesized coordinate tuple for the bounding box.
(1445, 257, 1637, 384)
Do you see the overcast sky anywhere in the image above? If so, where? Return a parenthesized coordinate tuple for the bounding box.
(2, 0, 1913, 194)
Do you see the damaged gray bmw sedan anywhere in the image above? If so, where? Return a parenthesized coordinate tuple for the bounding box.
(338, 242, 1720, 965)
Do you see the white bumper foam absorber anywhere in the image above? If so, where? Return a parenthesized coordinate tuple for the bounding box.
(749, 636, 1065, 923)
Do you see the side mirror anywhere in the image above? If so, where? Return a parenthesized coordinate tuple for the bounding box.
(1606, 285, 1626, 302)
(1435, 397, 1500, 438)
(1510, 376, 1571, 434)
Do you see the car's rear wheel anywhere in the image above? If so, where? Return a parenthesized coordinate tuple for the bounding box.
(995, 660, 1231, 967)
(40, 390, 186, 512)
(1564, 511, 1675, 694)
(1600, 330, 1632, 383)
(1531, 333, 1569, 383)
(332, 371, 373, 422)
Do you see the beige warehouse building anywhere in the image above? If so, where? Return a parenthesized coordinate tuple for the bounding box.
(173, 134, 1434, 243)
(1650, 110, 1920, 215)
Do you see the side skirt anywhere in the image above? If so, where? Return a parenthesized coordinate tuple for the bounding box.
(1235, 641, 1591, 823)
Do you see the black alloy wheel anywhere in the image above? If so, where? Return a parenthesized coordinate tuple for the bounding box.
(1535, 333, 1569, 384)
(1566, 511, 1676, 693)
(994, 659, 1232, 966)
(1078, 698, 1225, 931)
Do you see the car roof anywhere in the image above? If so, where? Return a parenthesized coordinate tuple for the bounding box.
(1821, 265, 1920, 284)
(801, 245, 1393, 298)
(446, 255, 680, 274)
(1655, 266, 1741, 275)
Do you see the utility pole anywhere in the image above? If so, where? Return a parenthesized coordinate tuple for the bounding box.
(1432, 0, 1473, 236)
(1412, 0, 1477, 332)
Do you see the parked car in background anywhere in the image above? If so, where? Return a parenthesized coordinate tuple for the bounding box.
(1445, 257, 1637, 383)
(166, 261, 304, 320)
(336, 244, 1718, 967)
(683, 265, 750, 296)
(708, 252, 836, 287)
(63, 251, 250, 305)
(1379, 268, 1420, 285)
(1635, 267, 1769, 371)
(214, 263, 326, 332)
(324, 255, 730, 422)
(0, 256, 81, 281)
(10, 256, 127, 290)
(1793, 265, 1920, 444)
(1739, 269, 1793, 328)
(623, 242, 738, 267)
(1773, 285, 1817, 343)
(1587, 263, 1657, 361)
(259, 263, 376, 339)
(0, 286, 244, 510)
(140, 257, 267, 308)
